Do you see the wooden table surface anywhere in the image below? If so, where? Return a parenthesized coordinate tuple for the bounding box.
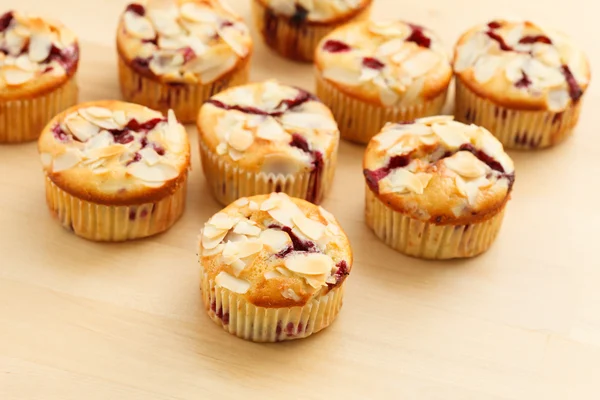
(1, 0, 599, 399)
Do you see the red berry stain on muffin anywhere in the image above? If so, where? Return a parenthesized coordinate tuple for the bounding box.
(406, 24, 431, 49)
(485, 30, 512, 51)
(181, 47, 196, 63)
(322, 39, 351, 53)
(515, 71, 532, 88)
(45, 44, 80, 75)
(126, 3, 146, 16)
(561, 65, 583, 102)
(0, 11, 13, 32)
(289, 133, 324, 204)
(270, 224, 319, 257)
(518, 35, 552, 45)
(487, 21, 502, 30)
(363, 154, 411, 194)
(207, 88, 315, 117)
(52, 124, 69, 142)
(362, 57, 385, 70)
(327, 260, 350, 289)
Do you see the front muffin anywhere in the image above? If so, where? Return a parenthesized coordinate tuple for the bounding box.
(251, 0, 372, 62)
(38, 101, 190, 241)
(315, 20, 452, 144)
(197, 80, 339, 205)
(199, 193, 352, 342)
(364, 116, 515, 259)
(0, 10, 79, 143)
(116, 0, 252, 123)
(453, 20, 590, 149)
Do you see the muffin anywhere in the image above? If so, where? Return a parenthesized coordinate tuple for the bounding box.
(453, 20, 591, 149)
(199, 192, 352, 342)
(251, 0, 372, 62)
(117, 0, 252, 123)
(315, 19, 452, 144)
(0, 10, 79, 143)
(363, 116, 515, 259)
(38, 100, 190, 241)
(197, 80, 339, 205)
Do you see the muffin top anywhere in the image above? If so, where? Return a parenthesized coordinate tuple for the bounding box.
(0, 10, 79, 100)
(363, 116, 515, 225)
(257, 0, 370, 24)
(199, 193, 352, 307)
(38, 100, 190, 205)
(198, 80, 339, 172)
(117, 0, 252, 84)
(315, 20, 452, 107)
(453, 20, 590, 112)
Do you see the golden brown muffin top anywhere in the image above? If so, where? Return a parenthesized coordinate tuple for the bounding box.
(199, 193, 352, 308)
(453, 20, 590, 111)
(117, 0, 252, 84)
(0, 10, 79, 100)
(198, 80, 339, 172)
(38, 100, 190, 205)
(257, 0, 370, 23)
(363, 116, 515, 225)
(315, 20, 452, 107)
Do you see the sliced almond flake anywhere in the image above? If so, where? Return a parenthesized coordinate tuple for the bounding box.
(53, 149, 82, 172)
(217, 26, 248, 57)
(66, 115, 100, 142)
(40, 152, 53, 167)
(230, 258, 247, 277)
(284, 253, 335, 276)
(180, 2, 218, 23)
(259, 229, 291, 252)
(124, 12, 156, 40)
(209, 212, 238, 230)
(59, 27, 76, 48)
(84, 130, 113, 151)
(228, 128, 254, 152)
(265, 270, 281, 280)
(228, 149, 244, 161)
(91, 167, 110, 175)
(186, 36, 208, 57)
(372, 75, 399, 106)
(400, 76, 425, 106)
(546, 88, 570, 112)
(158, 36, 187, 50)
(292, 214, 326, 241)
(202, 224, 227, 240)
(322, 66, 361, 86)
(281, 112, 337, 131)
(432, 122, 469, 148)
(473, 55, 502, 84)
(326, 223, 341, 236)
(368, 20, 410, 37)
(359, 67, 380, 82)
(202, 230, 228, 250)
(85, 107, 113, 119)
(202, 243, 225, 257)
(248, 201, 259, 211)
(256, 117, 288, 141)
(382, 169, 428, 195)
(3, 67, 34, 86)
(281, 288, 302, 301)
(112, 110, 128, 127)
(416, 115, 454, 125)
(127, 162, 178, 182)
(276, 267, 292, 277)
(402, 51, 440, 78)
(82, 158, 105, 169)
(318, 206, 336, 223)
(78, 109, 121, 130)
(139, 147, 160, 166)
(504, 55, 528, 83)
(303, 274, 327, 289)
(140, 180, 166, 188)
(216, 142, 228, 155)
(454, 33, 488, 72)
(85, 144, 127, 160)
(28, 33, 52, 63)
(268, 199, 304, 227)
(148, 10, 181, 37)
(4, 30, 25, 56)
(444, 152, 486, 178)
(233, 220, 261, 237)
(376, 38, 405, 57)
(391, 46, 414, 64)
(234, 197, 249, 207)
(234, 240, 263, 258)
(215, 271, 250, 294)
(15, 55, 36, 72)
(455, 176, 468, 197)
(260, 193, 280, 211)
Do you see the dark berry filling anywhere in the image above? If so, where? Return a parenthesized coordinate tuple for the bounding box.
(363, 154, 411, 194)
(52, 124, 69, 142)
(485, 30, 512, 51)
(362, 57, 385, 70)
(487, 21, 502, 30)
(458, 143, 504, 173)
(289, 133, 323, 204)
(0, 11, 13, 32)
(561, 65, 583, 102)
(322, 39, 351, 53)
(327, 260, 350, 290)
(406, 24, 432, 49)
(210, 301, 230, 325)
(181, 46, 196, 63)
(207, 88, 316, 117)
(125, 3, 146, 16)
(290, 4, 309, 26)
(515, 71, 532, 89)
(44, 44, 80, 75)
(518, 35, 552, 45)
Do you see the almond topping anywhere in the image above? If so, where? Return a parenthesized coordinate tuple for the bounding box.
(52, 149, 82, 172)
(127, 162, 178, 182)
(215, 271, 250, 294)
(208, 212, 238, 230)
(66, 115, 100, 142)
(228, 128, 254, 152)
(124, 12, 156, 40)
(28, 33, 52, 63)
(233, 220, 261, 236)
(259, 229, 291, 253)
(431, 122, 469, 148)
(3, 67, 33, 86)
(292, 214, 326, 241)
(281, 288, 302, 301)
(444, 152, 487, 178)
(284, 253, 335, 276)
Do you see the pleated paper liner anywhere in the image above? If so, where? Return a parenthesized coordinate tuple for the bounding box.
(455, 78, 583, 150)
(365, 188, 506, 259)
(316, 72, 447, 144)
(44, 174, 187, 241)
(251, 0, 371, 62)
(201, 269, 345, 342)
(117, 57, 250, 124)
(0, 77, 78, 143)
(199, 140, 337, 205)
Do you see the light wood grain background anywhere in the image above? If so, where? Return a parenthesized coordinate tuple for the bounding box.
(1, 0, 599, 399)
